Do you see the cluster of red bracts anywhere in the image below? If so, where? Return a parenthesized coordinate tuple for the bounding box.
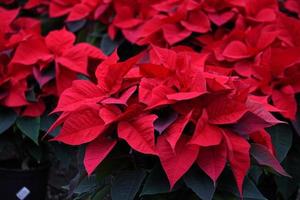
(1, 0, 300, 197)
(0, 7, 106, 116)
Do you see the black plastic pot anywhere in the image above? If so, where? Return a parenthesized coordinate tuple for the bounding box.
(0, 164, 49, 200)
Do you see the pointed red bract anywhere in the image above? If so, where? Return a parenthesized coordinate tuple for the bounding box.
(190, 111, 223, 147)
(118, 114, 158, 155)
(157, 136, 199, 189)
(251, 144, 290, 176)
(223, 130, 250, 196)
(197, 141, 227, 183)
(53, 107, 106, 145)
(165, 111, 192, 150)
(54, 80, 106, 112)
(84, 135, 117, 175)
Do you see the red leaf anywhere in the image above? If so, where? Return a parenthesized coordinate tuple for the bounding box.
(22, 101, 45, 117)
(56, 47, 88, 75)
(246, 99, 282, 124)
(2, 81, 28, 107)
(197, 141, 227, 182)
(55, 65, 78, 94)
(118, 114, 158, 155)
(272, 86, 297, 120)
(166, 92, 204, 101)
(96, 53, 140, 94)
(190, 111, 223, 146)
(250, 143, 290, 177)
(181, 10, 210, 33)
(207, 95, 247, 125)
(101, 86, 137, 106)
(11, 36, 52, 65)
(157, 135, 199, 189)
(223, 41, 251, 59)
(250, 130, 276, 155)
(54, 80, 106, 112)
(208, 11, 235, 26)
(223, 130, 250, 196)
(45, 28, 75, 55)
(162, 24, 191, 45)
(139, 78, 175, 109)
(165, 111, 192, 150)
(53, 107, 105, 145)
(84, 135, 117, 175)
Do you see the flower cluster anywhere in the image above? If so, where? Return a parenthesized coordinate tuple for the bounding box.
(0, 6, 105, 117)
(1, 0, 300, 198)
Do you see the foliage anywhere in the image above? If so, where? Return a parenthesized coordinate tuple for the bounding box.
(1, 0, 300, 199)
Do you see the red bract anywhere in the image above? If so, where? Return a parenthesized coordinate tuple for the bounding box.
(11, 28, 106, 94)
(51, 45, 290, 195)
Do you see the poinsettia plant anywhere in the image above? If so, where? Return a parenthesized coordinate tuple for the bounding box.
(1, 0, 300, 199)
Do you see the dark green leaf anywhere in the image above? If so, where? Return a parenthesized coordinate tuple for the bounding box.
(218, 169, 266, 199)
(16, 117, 40, 144)
(292, 95, 300, 136)
(0, 107, 17, 134)
(73, 175, 103, 195)
(140, 165, 170, 196)
(100, 34, 120, 55)
(183, 166, 215, 200)
(274, 176, 298, 200)
(283, 143, 300, 184)
(25, 88, 37, 102)
(40, 113, 61, 137)
(267, 124, 293, 162)
(66, 20, 87, 32)
(92, 186, 110, 200)
(248, 166, 263, 184)
(111, 170, 146, 200)
(95, 155, 132, 181)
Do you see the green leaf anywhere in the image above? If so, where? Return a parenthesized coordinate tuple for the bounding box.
(95, 156, 132, 181)
(267, 124, 293, 162)
(0, 107, 17, 134)
(183, 166, 215, 200)
(140, 165, 170, 196)
(100, 34, 120, 55)
(66, 20, 87, 32)
(40, 113, 61, 137)
(73, 175, 103, 195)
(248, 166, 263, 184)
(111, 170, 147, 200)
(92, 186, 110, 200)
(274, 176, 298, 200)
(218, 170, 266, 200)
(283, 143, 300, 184)
(16, 117, 40, 144)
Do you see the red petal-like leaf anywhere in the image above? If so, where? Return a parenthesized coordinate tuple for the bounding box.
(223, 130, 250, 196)
(165, 111, 192, 150)
(197, 141, 227, 182)
(190, 111, 223, 146)
(250, 143, 290, 177)
(101, 86, 137, 106)
(207, 96, 247, 125)
(84, 135, 117, 175)
(118, 114, 158, 155)
(53, 107, 105, 145)
(223, 41, 251, 59)
(54, 80, 106, 112)
(157, 135, 199, 189)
